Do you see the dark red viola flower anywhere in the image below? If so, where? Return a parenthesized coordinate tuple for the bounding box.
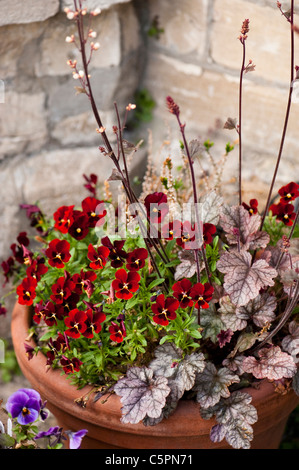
(144, 192, 168, 223)
(87, 244, 110, 270)
(46, 332, 69, 365)
(112, 269, 140, 300)
(101, 236, 127, 268)
(43, 301, 65, 326)
(176, 221, 201, 250)
(0, 303, 7, 316)
(190, 282, 214, 309)
(16, 276, 37, 306)
(60, 356, 82, 374)
(68, 211, 90, 240)
(81, 196, 106, 228)
(83, 173, 98, 196)
(33, 300, 45, 324)
(24, 342, 35, 360)
(56, 292, 81, 317)
(161, 220, 182, 240)
(109, 320, 126, 343)
(278, 182, 299, 204)
(53, 205, 75, 234)
(1, 256, 15, 286)
(242, 198, 258, 215)
(64, 308, 88, 339)
(21, 204, 44, 233)
(217, 329, 234, 348)
(269, 202, 296, 226)
(151, 294, 179, 326)
(50, 276, 75, 304)
(172, 278, 193, 308)
(45, 239, 71, 268)
(126, 248, 148, 271)
(71, 269, 97, 296)
(26, 258, 48, 281)
(82, 308, 106, 338)
(203, 223, 216, 247)
(10, 232, 30, 264)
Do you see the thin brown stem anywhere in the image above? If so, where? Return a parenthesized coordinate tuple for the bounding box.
(238, 41, 246, 206)
(259, 1, 294, 232)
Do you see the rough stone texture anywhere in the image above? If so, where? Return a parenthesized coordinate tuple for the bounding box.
(211, 0, 299, 85)
(0, 0, 59, 26)
(62, 0, 131, 10)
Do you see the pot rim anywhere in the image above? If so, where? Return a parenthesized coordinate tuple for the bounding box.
(10, 301, 298, 439)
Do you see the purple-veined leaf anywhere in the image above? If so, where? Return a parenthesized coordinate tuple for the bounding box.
(282, 321, 299, 363)
(236, 293, 277, 328)
(194, 362, 239, 408)
(223, 117, 237, 130)
(220, 204, 269, 250)
(200, 305, 225, 342)
(222, 355, 246, 375)
(292, 369, 299, 396)
(149, 343, 206, 397)
(242, 346, 297, 380)
(217, 250, 277, 307)
(174, 249, 202, 280)
(188, 139, 206, 161)
(200, 190, 223, 225)
(201, 391, 258, 449)
(218, 295, 247, 332)
(113, 366, 170, 424)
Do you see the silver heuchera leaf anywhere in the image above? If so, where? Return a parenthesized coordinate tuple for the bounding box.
(242, 346, 297, 380)
(201, 391, 258, 449)
(236, 293, 277, 328)
(292, 369, 299, 396)
(200, 304, 225, 342)
(194, 362, 240, 408)
(218, 296, 248, 332)
(281, 321, 299, 363)
(199, 190, 224, 225)
(174, 250, 203, 281)
(149, 343, 206, 397)
(113, 366, 170, 424)
(217, 250, 277, 307)
(220, 205, 269, 250)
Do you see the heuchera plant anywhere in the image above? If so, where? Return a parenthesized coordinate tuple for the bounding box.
(1, 0, 299, 449)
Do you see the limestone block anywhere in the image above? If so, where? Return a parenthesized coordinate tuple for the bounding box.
(36, 9, 121, 77)
(0, 22, 44, 79)
(51, 110, 115, 146)
(211, 0, 299, 84)
(0, 92, 47, 157)
(148, 0, 208, 58)
(0, 0, 59, 26)
(62, 0, 131, 11)
(143, 52, 298, 187)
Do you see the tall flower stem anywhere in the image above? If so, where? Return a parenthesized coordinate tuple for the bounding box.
(238, 39, 246, 205)
(259, 1, 294, 232)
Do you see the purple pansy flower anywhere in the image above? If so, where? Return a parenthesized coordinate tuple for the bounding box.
(6, 388, 42, 425)
(65, 429, 88, 449)
(35, 426, 66, 447)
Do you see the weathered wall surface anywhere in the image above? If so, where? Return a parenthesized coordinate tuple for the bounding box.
(0, 0, 298, 267)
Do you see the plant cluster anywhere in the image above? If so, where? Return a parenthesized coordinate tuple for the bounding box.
(0, 388, 87, 449)
(1, 0, 299, 449)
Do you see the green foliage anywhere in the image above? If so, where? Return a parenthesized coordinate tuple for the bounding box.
(0, 341, 21, 383)
(128, 89, 155, 129)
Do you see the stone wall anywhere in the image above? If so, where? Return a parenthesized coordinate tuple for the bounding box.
(0, 0, 298, 268)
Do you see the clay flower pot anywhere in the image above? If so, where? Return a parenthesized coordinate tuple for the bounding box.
(11, 302, 299, 449)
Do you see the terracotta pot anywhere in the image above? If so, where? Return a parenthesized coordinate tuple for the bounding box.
(11, 302, 299, 449)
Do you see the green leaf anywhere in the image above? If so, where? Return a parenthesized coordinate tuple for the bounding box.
(148, 278, 165, 290)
